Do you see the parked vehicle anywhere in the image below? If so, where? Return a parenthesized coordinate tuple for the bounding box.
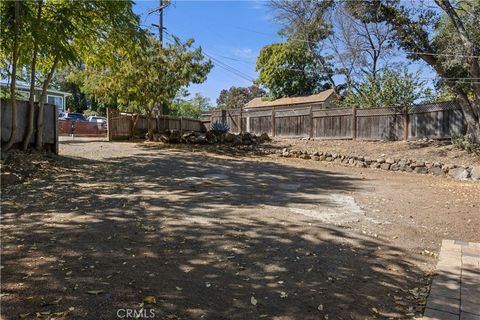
(87, 116, 107, 124)
(58, 112, 88, 122)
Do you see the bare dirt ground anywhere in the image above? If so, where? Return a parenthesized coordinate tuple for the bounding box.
(1, 137, 479, 320)
(271, 138, 480, 166)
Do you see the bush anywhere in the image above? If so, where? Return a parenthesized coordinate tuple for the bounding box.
(211, 120, 230, 134)
(452, 134, 480, 155)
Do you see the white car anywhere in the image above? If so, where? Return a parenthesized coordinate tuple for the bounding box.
(87, 116, 107, 124)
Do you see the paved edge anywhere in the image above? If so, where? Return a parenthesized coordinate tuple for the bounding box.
(422, 240, 480, 320)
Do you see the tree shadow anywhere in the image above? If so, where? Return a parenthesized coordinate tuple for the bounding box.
(1, 146, 432, 319)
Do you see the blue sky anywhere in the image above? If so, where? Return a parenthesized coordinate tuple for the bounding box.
(133, 0, 434, 105)
(133, 0, 283, 104)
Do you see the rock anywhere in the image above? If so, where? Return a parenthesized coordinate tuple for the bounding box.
(312, 151, 319, 156)
(412, 161, 425, 168)
(258, 132, 271, 143)
(471, 166, 480, 180)
(380, 163, 391, 170)
(355, 161, 366, 168)
(300, 154, 311, 160)
(1, 172, 21, 187)
(318, 155, 326, 161)
(442, 164, 456, 173)
(414, 167, 428, 174)
(385, 158, 396, 164)
(377, 158, 385, 164)
(364, 156, 372, 164)
(430, 166, 445, 176)
(325, 156, 333, 161)
(348, 158, 355, 165)
(224, 132, 235, 143)
(370, 163, 381, 169)
(313, 156, 320, 161)
(390, 163, 400, 171)
(168, 130, 181, 143)
(448, 167, 470, 180)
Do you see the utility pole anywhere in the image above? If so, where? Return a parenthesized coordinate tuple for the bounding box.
(148, 0, 170, 115)
(159, 0, 163, 46)
(149, 0, 169, 45)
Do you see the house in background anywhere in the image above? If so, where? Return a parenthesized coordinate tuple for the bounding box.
(0, 81, 72, 114)
(244, 88, 337, 111)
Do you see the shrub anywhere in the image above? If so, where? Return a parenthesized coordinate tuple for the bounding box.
(211, 120, 230, 134)
(452, 134, 480, 155)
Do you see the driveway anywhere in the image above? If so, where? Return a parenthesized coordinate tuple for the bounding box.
(1, 139, 479, 319)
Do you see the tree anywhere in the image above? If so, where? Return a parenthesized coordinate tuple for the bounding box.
(169, 90, 211, 118)
(216, 85, 266, 109)
(75, 35, 212, 139)
(1, 0, 142, 150)
(255, 42, 329, 99)
(1, 0, 23, 151)
(341, 66, 431, 108)
(352, 0, 480, 143)
(270, 0, 394, 96)
(270, 0, 337, 92)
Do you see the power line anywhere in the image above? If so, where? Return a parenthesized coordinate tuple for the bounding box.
(227, 24, 480, 59)
(163, 32, 256, 83)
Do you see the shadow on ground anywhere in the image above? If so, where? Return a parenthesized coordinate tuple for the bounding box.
(1, 144, 430, 319)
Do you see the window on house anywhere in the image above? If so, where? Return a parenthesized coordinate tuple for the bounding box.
(47, 95, 64, 113)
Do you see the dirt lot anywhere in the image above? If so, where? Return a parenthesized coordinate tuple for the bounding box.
(272, 138, 480, 166)
(1, 138, 479, 320)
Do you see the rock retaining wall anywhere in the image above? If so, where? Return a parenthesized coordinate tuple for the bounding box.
(276, 148, 479, 181)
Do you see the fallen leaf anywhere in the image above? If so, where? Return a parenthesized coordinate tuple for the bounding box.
(250, 296, 257, 306)
(205, 282, 211, 288)
(318, 304, 324, 311)
(280, 291, 288, 298)
(87, 290, 104, 295)
(143, 296, 156, 304)
(175, 287, 182, 291)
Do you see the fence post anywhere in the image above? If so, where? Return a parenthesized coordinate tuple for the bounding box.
(107, 107, 112, 141)
(271, 108, 276, 137)
(352, 106, 357, 140)
(180, 117, 184, 133)
(403, 105, 409, 141)
(54, 105, 59, 154)
(309, 106, 313, 138)
(221, 109, 226, 125)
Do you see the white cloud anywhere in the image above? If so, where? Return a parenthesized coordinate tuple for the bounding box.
(232, 48, 256, 59)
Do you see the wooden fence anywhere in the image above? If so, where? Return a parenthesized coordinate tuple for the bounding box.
(200, 101, 466, 141)
(107, 108, 205, 141)
(1, 99, 58, 153)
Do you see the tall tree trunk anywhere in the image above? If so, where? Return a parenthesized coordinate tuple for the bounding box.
(35, 55, 59, 151)
(4, 1, 20, 151)
(22, 0, 43, 151)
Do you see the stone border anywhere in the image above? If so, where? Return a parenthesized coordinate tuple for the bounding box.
(275, 148, 479, 181)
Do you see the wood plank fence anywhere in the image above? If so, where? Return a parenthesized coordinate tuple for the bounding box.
(1, 99, 58, 153)
(201, 101, 466, 141)
(107, 108, 205, 141)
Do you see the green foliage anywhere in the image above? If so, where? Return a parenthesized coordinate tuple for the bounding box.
(216, 85, 265, 109)
(255, 42, 329, 99)
(341, 66, 431, 108)
(452, 134, 480, 156)
(169, 90, 211, 118)
(211, 120, 230, 134)
(73, 35, 212, 118)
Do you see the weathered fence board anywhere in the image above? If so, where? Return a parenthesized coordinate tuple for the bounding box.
(275, 115, 310, 137)
(201, 101, 466, 141)
(249, 116, 272, 135)
(107, 109, 205, 141)
(1, 99, 57, 153)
